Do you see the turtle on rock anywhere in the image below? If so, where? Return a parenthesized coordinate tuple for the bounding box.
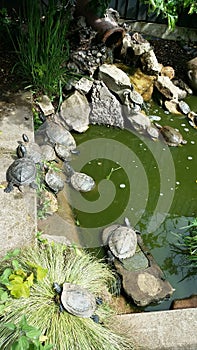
(45, 169, 64, 194)
(155, 123, 187, 146)
(53, 282, 97, 319)
(102, 217, 138, 261)
(63, 162, 95, 192)
(17, 134, 43, 164)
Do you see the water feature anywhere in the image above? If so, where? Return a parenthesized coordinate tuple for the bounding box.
(63, 95, 197, 311)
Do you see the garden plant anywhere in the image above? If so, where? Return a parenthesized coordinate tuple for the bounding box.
(0, 243, 134, 350)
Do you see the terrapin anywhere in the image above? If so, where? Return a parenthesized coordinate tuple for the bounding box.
(45, 169, 64, 194)
(155, 123, 187, 146)
(64, 163, 95, 192)
(17, 134, 43, 164)
(36, 120, 76, 150)
(102, 217, 137, 260)
(122, 89, 143, 113)
(54, 143, 80, 162)
(4, 156, 37, 193)
(53, 282, 97, 318)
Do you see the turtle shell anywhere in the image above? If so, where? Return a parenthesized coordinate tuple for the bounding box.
(129, 90, 143, 106)
(108, 226, 137, 259)
(61, 282, 96, 317)
(6, 158, 36, 186)
(54, 143, 72, 161)
(40, 144, 56, 162)
(70, 172, 95, 192)
(45, 121, 76, 149)
(45, 170, 64, 193)
(159, 125, 187, 146)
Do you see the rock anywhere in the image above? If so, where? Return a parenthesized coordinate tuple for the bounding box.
(40, 233, 71, 246)
(121, 245, 149, 271)
(90, 80, 124, 128)
(155, 75, 187, 100)
(187, 56, 197, 93)
(114, 235, 175, 307)
(98, 64, 131, 95)
(129, 68, 156, 101)
(74, 77, 94, 95)
(164, 100, 182, 114)
(161, 65, 175, 80)
(36, 95, 55, 116)
(170, 295, 197, 310)
(60, 91, 90, 133)
(140, 49, 161, 74)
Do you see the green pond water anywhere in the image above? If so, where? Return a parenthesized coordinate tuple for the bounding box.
(66, 96, 197, 311)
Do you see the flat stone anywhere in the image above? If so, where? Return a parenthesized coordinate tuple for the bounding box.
(155, 75, 187, 100)
(74, 77, 94, 94)
(114, 235, 175, 307)
(98, 63, 131, 94)
(121, 246, 149, 271)
(36, 95, 55, 116)
(61, 91, 90, 132)
(113, 309, 197, 350)
(0, 92, 37, 257)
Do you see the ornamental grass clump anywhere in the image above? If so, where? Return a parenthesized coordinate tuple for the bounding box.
(0, 243, 134, 350)
(10, 0, 73, 96)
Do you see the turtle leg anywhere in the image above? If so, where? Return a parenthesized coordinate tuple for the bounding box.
(4, 182, 14, 193)
(30, 181, 38, 190)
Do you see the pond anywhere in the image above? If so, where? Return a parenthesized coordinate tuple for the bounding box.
(64, 95, 197, 311)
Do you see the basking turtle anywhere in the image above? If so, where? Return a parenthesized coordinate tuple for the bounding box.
(17, 134, 43, 164)
(4, 157, 37, 193)
(40, 144, 56, 162)
(102, 218, 137, 260)
(36, 120, 76, 150)
(45, 169, 64, 194)
(64, 163, 95, 192)
(54, 143, 80, 162)
(53, 282, 97, 318)
(155, 123, 187, 146)
(122, 89, 143, 113)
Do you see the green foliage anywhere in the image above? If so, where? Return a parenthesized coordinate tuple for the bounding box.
(4, 315, 53, 350)
(0, 252, 47, 301)
(142, 0, 197, 29)
(87, 0, 110, 17)
(8, 0, 73, 96)
(171, 218, 197, 267)
(0, 243, 134, 350)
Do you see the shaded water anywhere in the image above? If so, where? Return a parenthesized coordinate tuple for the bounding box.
(64, 96, 197, 311)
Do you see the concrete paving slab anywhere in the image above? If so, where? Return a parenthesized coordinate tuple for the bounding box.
(114, 308, 197, 349)
(0, 92, 37, 257)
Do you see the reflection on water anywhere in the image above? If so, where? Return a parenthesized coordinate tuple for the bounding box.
(64, 96, 197, 311)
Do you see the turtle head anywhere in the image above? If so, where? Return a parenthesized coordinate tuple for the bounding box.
(53, 282, 62, 294)
(16, 144, 27, 158)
